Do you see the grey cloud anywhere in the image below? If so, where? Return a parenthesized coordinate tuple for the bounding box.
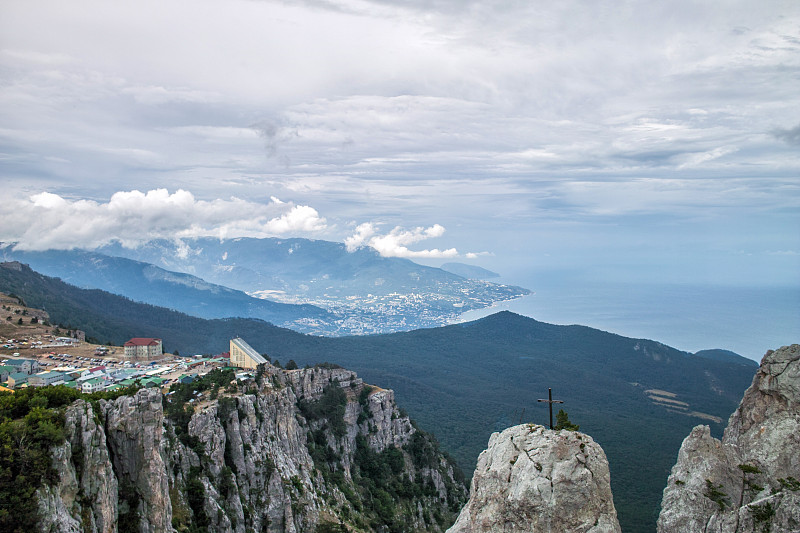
(251, 120, 281, 157)
(0, 0, 798, 286)
(250, 119, 295, 167)
(771, 124, 800, 146)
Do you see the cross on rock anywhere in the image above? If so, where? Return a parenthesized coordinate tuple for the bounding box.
(537, 388, 564, 429)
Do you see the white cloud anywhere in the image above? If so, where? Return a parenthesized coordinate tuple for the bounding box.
(676, 147, 736, 169)
(0, 189, 327, 251)
(262, 204, 327, 234)
(0, 0, 797, 287)
(344, 222, 377, 252)
(121, 85, 218, 105)
(345, 222, 483, 259)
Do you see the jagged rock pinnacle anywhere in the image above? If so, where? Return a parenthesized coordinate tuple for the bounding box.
(447, 423, 621, 533)
(658, 344, 800, 533)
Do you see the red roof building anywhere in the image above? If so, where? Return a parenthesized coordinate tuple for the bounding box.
(124, 338, 163, 359)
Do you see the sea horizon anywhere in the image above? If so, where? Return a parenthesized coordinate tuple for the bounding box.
(458, 278, 799, 362)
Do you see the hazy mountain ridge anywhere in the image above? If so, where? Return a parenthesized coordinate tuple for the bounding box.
(0, 261, 757, 532)
(0, 248, 335, 333)
(439, 263, 500, 279)
(693, 348, 757, 367)
(96, 237, 530, 333)
(2, 238, 530, 335)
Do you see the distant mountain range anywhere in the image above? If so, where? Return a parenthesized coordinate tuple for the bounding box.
(0, 249, 334, 333)
(1, 238, 529, 334)
(0, 261, 758, 533)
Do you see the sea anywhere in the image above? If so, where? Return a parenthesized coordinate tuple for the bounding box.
(458, 278, 800, 362)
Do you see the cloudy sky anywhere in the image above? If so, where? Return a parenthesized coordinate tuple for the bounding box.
(1, 0, 799, 287)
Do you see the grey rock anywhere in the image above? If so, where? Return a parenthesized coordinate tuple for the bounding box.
(36, 444, 83, 533)
(103, 388, 173, 533)
(447, 424, 621, 533)
(37, 400, 118, 533)
(658, 344, 800, 533)
(37, 363, 466, 532)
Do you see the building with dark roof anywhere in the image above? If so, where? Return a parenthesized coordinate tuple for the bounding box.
(4, 358, 39, 374)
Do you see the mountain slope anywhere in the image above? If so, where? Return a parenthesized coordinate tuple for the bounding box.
(0, 261, 316, 353)
(0, 261, 757, 533)
(0, 249, 334, 333)
(309, 312, 755, 533)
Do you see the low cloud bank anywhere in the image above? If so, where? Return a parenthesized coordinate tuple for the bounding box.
(345, 222, 485, 259)
(0, 189, 327, 251)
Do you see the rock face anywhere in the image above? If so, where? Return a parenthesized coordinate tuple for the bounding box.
(36, 364, 467, 532)
(447, 424, 621, 533)
(658, 344, 800, 533)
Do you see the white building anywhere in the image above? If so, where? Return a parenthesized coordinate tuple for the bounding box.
(28, 371, 66, 387)
(230, 338, 268, 370)
(81, 377, 106, 393)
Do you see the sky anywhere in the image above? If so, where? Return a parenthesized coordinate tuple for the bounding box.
(1, 0, 799, 291)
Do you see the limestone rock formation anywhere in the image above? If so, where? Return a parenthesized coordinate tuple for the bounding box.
(658, 344, 800, 533)
(34, 363, 467, 532)
(447, 424, 621, 533)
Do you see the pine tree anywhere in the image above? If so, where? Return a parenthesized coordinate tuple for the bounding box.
(554, 409, 579, 431)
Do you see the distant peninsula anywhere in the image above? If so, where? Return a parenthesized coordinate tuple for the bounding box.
(440, 262, 500, 280)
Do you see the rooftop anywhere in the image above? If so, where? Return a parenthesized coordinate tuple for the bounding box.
(124, 338, 162, 347)
(231, 337, 267, 365)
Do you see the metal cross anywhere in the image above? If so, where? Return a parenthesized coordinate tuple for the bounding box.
(537, 388, 564, 429)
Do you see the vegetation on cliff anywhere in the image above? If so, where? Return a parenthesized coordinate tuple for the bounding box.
(0, 384, 139, 532)
(0, 360, 465, 532)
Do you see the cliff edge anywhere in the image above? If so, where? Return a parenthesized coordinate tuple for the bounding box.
(657, 344, 800, 533)
(26, 364, 467, 533)
(447, 423, 621, 533)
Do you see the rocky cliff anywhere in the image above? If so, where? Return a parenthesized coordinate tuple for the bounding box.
(447, 424, 621, 533)
(658, 344, 800, 533)
(33, 363, 467, 533)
